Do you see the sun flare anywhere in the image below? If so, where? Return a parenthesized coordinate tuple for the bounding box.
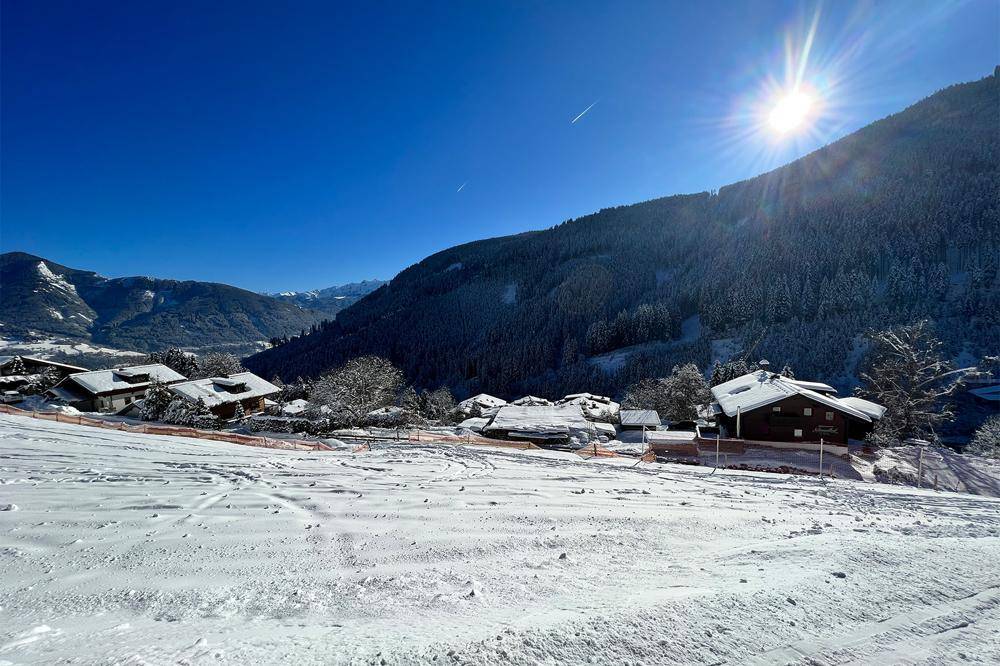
(768, 91, 814, 134)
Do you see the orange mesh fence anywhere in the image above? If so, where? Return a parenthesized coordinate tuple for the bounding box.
(0, 404, 331, 451)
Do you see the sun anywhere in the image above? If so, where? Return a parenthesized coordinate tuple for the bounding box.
(768, 91, 814, 134)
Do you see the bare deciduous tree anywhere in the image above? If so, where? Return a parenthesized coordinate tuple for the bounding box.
(312, 356, 404, 425)
(857, 320, 971, 444)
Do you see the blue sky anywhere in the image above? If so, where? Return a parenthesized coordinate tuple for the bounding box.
(2, 0, 997, 292)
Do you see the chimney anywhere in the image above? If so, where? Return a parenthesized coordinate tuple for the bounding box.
(758, 359, 770, 372)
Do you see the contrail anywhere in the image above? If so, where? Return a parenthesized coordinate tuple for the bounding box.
(571, 101, 598, 124)
(457, 181, 467, 193)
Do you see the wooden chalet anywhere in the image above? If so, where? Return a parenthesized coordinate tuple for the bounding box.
(46, 364, 187, 412)
(167, 372, 280, 419)
(709, 364, 885, 445)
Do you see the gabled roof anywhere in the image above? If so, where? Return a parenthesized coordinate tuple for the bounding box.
(457, 393, 507, 410)
(710, 371, 880, 423)
(0, 355, 87, 374)
(619, 409, 661, 427)
(62, 364, 187, 395)
(168, 372, 280, 408)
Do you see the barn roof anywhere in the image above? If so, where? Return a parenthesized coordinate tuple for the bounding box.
(63, 364, 186, 395)
(710, 371, 879, 422)
(168, 372, 280, 408)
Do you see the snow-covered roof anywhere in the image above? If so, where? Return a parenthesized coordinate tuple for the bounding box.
(619, 409, 661, 427)
(65, 364, 187, 395)
(710, 371, 880, 422)
(558, 394, 621, 418)
(485, 404, 589, 435)
(838, 397, 888, 420)
(783, 378, 837, 394)
(457, 393, 507, 411)
(281, 398, 311, 415)
(509, 395, 553, 407)
(561, 393, 614, 404)
(168, 372, 279, 408)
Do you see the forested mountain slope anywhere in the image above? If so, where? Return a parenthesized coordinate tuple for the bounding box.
(0, 252, 330, 352)
(248, 70, 1000, 398)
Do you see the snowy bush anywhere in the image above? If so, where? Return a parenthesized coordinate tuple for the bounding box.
(966, 415, 1000, 458)
(198, 352, 246, 379)
(20, 367, 62, 396)
(146, 348, 199, 378)
(623, 363, 710, 422)
(140, 379, 174, 421)
(163, 397, 219, 430)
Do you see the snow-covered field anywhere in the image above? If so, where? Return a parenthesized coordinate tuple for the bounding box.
(2, 414, 999, 664)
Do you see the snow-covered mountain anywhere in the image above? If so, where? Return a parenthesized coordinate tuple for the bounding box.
(267, 279, 387, 317)
(0, 252, 336, 353)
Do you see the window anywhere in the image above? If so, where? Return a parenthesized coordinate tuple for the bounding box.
(772, 406, 781, 412)
(794, 429, 803, 438)
(803, 407, 812, 416)
(826, 411, 834, 421)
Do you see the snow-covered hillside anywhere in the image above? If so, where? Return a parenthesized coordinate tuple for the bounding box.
(1, 414, 998, 664)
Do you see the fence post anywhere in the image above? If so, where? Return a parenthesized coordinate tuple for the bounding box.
(715, 433, 720, 469)
(819, 438, 824, 481)
(917, 446, 924, 488)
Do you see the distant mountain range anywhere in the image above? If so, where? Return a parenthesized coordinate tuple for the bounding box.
(0, 252, 384, 353)
(267, 280, 387, 318)
(246, 70, 1000, 399)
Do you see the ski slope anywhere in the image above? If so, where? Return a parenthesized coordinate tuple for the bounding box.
(1, 414, 998, 664)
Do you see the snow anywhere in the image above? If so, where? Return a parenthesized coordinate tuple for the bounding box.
(280, 398, 311, 415)
(35, 262, 78, 296)
(0, 337, 145, 359)
(502, 283, 517, 304)
(860, 445, 1000, 497)
(1, 413, 998, 664)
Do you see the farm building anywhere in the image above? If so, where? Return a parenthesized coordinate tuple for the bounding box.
(0, 355, 87, 391)
(619, 409, 661, 430)
(167, 372, 280, 419)
(46, 364, 187, 412)
(709, 368, 885, 445)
